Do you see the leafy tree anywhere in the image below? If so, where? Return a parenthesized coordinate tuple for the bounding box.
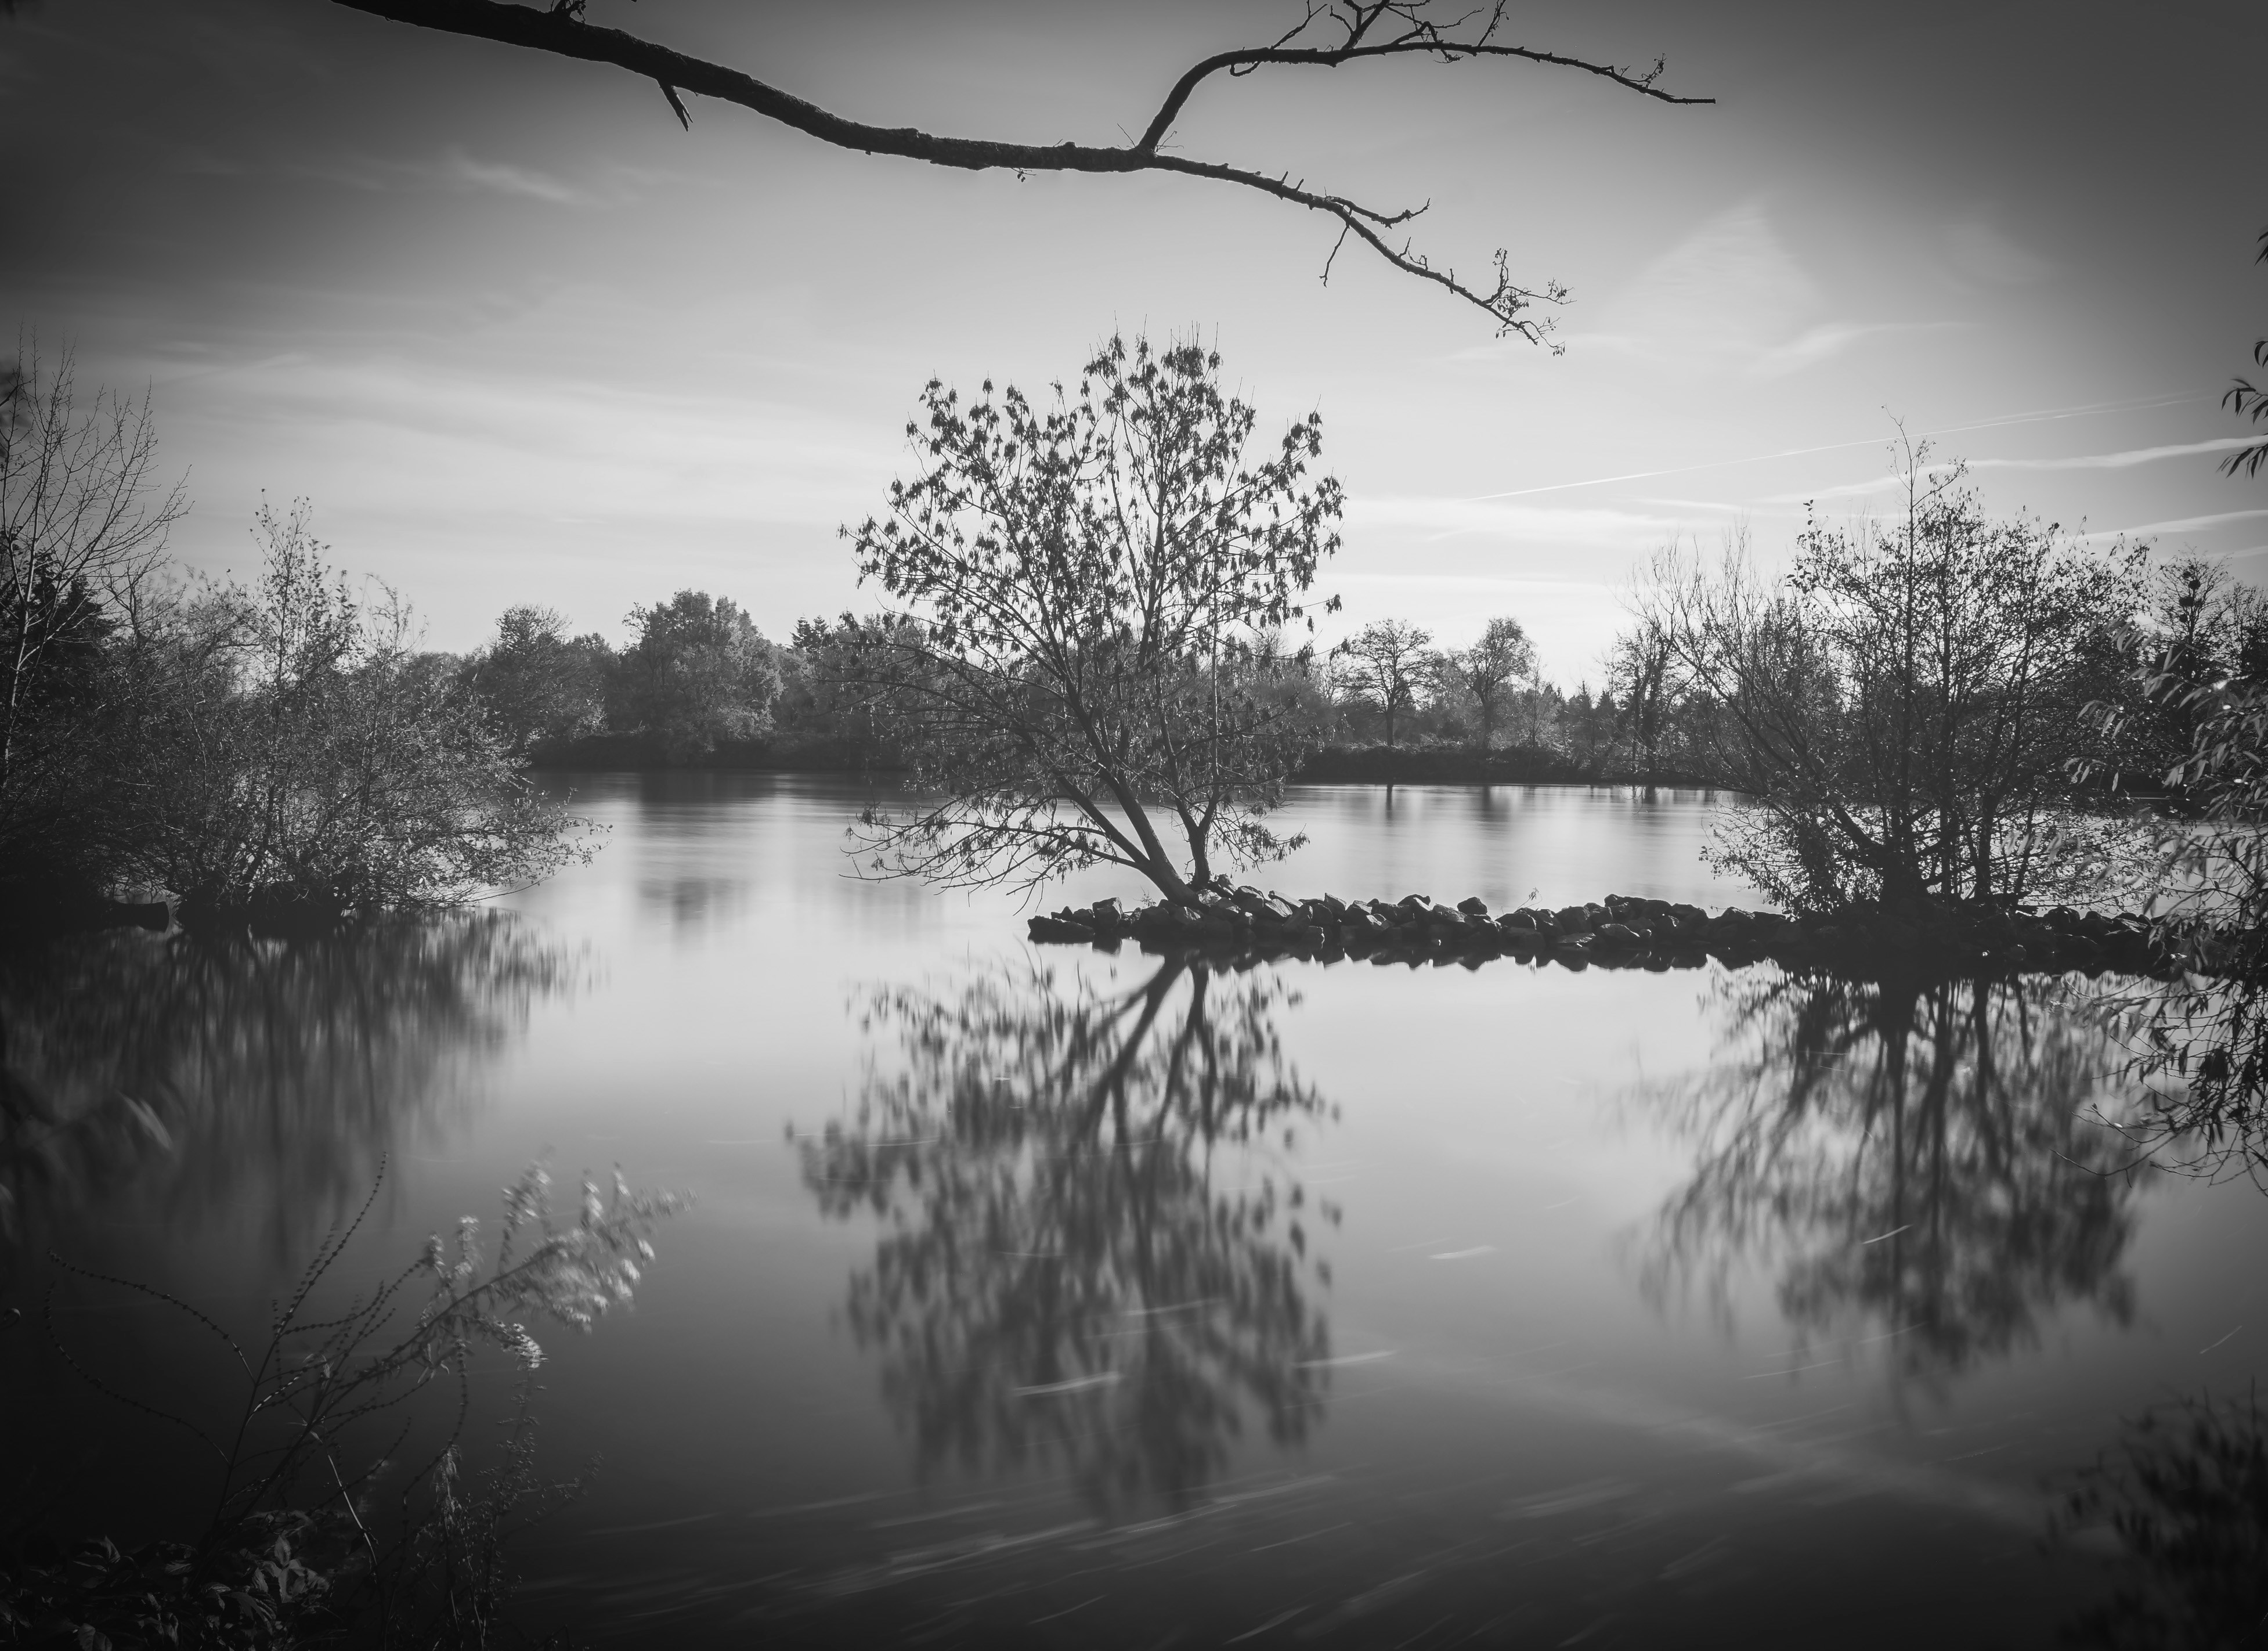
(1331, 618, 1431, 748)
(1634, 445, 2140, 913)
(611, 589, 781, 762)
(320, 1, 1706, 337)
(837, 331, 1341, 903)
(460, 604, 611, 756)
(1607, 606, 1682, 780)
(113, 500, 585, 921)
(1436, 614, 1536, 751)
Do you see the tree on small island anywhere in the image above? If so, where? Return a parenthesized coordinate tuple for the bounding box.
(832, 331, 1341, 904)
(1630, 439, 2140, 916)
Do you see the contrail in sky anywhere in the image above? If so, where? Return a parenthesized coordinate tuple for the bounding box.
(1467, 391, 2206, 502)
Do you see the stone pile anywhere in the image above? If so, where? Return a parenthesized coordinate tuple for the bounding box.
(1028, 888, 2181, 979)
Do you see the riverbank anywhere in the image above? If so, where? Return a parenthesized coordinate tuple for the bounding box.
(525, 736, 1699, 788)
(1030, 888, 2191, 981)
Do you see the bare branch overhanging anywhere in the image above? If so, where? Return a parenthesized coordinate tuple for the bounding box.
(324, 0, 1710, 340)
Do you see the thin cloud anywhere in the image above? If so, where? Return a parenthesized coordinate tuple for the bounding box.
(441, 153, 586, 206)
(1463, 392, 2204, 503)
(1348, 495, 1680, 548)
(2075, 509, 2268, 542)
(1765, 436, 2267, 504)
(168, 146, 608, 206)
(1968, 436, 2263, 472)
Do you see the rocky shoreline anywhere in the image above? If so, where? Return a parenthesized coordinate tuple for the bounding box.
(1028, 888, 2194, 979)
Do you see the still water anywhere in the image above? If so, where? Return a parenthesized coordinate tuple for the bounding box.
(5, 774, 2263, 1648)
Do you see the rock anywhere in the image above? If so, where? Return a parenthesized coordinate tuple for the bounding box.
(1457, 896, 1490, 916)
(1554, 905, 1591, 934)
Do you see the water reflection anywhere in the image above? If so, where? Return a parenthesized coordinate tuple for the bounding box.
(2098, 975, 2268, 1191)
(1633, 970, 2146, 1393)
(0, 918, 577, 1263)
(798, 956, 1335, 1515)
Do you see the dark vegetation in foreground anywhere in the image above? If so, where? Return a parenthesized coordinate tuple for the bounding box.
(1, 1161, 680, 1650)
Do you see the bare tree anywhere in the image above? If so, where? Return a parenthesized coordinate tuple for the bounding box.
(1606, 600, 1681, 780)
(1332, 617, 1431, 747)
(0, 341, 186, 846)
(1438, 614, 1533, 750)
(324, 0, 1707, 339)
(837, 331, 1340, 904)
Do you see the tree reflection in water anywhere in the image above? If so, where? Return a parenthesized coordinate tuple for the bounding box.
(1633, 969, 2146, 1392)
(0, 918, 576, 1262)
(2094, 974, 2268, 1191)
(799, 956, 1335, 1515)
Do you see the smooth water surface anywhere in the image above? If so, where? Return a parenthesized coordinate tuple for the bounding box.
(6, 775, 2263, 1648)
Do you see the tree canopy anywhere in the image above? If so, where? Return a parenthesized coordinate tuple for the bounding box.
(1631, 445, 2139, 913)
(837, 330, 1341, 902)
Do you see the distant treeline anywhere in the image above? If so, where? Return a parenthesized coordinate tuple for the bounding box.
(457, 598, 1693, 783)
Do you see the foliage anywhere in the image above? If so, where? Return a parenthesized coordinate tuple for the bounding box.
(837, 331, 1341, 902)
(1606, 608, 1681, 780)
(106, 501, 590, 922)
(1630, 447, 2142, 913)
(11, 1159, 683, 1648)
(2221, 226, 2268, 481)
(1330, 619, 1431, 749)
(2075, 562, 2268, 1191)
(0, 339, 185, 899)
(609, 590, 780, 762)
(2053, 1387, 2268, 1649)
(2085, 556, 2268, 809)
(1425, 615, 1533, 751)
(456, 607, 609, 758)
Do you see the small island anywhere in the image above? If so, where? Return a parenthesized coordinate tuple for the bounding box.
(1029, 887, 2185, 980)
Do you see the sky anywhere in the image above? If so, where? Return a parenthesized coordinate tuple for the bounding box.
(5, 0, 2265, 684)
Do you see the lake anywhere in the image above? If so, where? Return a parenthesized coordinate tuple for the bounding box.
(5, 774, 2262, 1648)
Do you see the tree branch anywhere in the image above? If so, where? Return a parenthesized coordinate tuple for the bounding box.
(324, 0, 1708, 338)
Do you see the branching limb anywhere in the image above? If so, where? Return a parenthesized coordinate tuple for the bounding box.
(324, 0, 1707, 337)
